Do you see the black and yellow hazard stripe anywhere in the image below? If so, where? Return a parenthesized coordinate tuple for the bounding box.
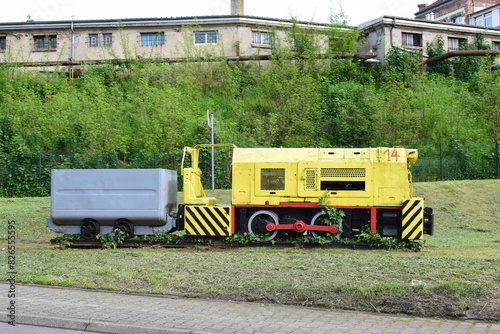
(402, 199, 424, 240)
(184, 205, 232, 236)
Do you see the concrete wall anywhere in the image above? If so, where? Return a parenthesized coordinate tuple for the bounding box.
(360, 16, 500, 63)
(0, 17, 330, 65)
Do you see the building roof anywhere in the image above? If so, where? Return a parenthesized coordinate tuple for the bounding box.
(415, 0, 456, 16)
(0, 14, 331, 30)
(359, 14, 500, 34)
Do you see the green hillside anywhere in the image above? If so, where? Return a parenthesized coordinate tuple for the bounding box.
(413, 180, 500, 247)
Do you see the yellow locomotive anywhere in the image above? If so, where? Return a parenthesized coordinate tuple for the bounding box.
(48, 144, 434, 242)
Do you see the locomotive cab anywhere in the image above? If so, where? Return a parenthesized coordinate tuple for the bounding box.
(180, 144, 235, 237)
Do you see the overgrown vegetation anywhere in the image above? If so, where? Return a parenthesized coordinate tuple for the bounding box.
(0, 21, 499, 196)
(95, 229, 127, 249)
(427, 34, 496, 81)
(355, 228, 424, 252)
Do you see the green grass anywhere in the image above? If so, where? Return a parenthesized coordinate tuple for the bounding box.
(0, 197, 51, 241)
(413, 180, 500, 247)
(0, 180, 499, 321)
(6, 247, 499, 319)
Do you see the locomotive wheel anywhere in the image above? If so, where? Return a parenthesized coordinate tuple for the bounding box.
(247, 210, 279, 241)
(310, 211, 341, 243)
(80, 219, 100, 240)
(115, 219, 135, 238)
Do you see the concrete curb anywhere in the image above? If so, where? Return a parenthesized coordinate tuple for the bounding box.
(2, 313, 208, 334)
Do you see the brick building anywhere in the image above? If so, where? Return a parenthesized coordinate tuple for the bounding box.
(415, 0, 500, 24)
(470, 4, 500, 27)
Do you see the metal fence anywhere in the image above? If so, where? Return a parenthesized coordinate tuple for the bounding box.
(0, 147, 233, 197)
(411, 141, 500, 182)
(0, 141, 498, 197)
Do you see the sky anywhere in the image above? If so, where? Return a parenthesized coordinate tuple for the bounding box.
(1, 0, 427, 26)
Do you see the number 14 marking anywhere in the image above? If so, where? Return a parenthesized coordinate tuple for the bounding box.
(384, 149, 400, 161)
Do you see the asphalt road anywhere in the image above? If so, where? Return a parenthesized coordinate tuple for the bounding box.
(0, 323, 99, 334)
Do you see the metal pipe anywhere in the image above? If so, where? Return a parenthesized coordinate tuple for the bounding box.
(425, 50, 500, 64)
(208, 112, 215, 190)
(70, 16, 74, 61)
(390, 17, 396, 47)
(1, 52, 379, 67)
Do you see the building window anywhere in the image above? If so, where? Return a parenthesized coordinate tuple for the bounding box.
(448, 37, 466, 51)
(89, 34, 99, 47)
(402, 33, 422, 47)
(252, 31, 273, 46)
(474, 12, 493, 27)
(140, 32, 164, 46)
(452, 16, 464, 24)
(291, 36, 313, 53)
(194, 31, 218, 45)
(89, 33, 113, 47)
(0, 36, 6, 51)
(493, 41, 500, 51)
(103, 33, 113, 46)
(34, 35, 57, 50)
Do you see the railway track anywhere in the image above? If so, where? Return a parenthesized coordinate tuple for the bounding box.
(50, 238, 373, 249)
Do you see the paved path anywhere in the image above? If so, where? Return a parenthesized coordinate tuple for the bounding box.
(0, 283, 499, 334)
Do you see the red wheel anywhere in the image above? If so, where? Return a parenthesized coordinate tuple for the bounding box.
(310, 211, 341, 243)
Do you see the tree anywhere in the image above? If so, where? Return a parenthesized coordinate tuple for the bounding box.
(426, 36, 452, 75)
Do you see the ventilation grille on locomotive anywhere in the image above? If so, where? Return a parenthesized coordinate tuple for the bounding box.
(321, 168, 366, 178)
(305, 169, 317, 190)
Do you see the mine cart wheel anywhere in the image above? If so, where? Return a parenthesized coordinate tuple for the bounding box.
(115, 219, 135, 239)
(310, 211, 340, 243)
(80, 219, 100, 240)
(247, 210, 279, 241)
